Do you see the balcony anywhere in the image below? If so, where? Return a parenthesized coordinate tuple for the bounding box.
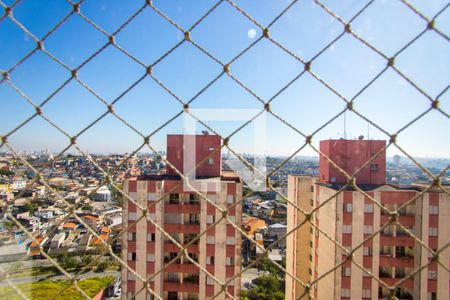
(165, 263, 199, 274)
(379, 256, 414, 268)
(164, 223, 200, 234)
(381, 215, 415, 226)
(165, 203, 200, 214)
(164, 256, 181, 264)
(380, 236, 415, 247)
(379, 270, 392, 278)
(164, 242, 198, 253)
(184, 275, 199, 284)
(379, 278, 414, 288)
(163, 281, 199, 293)
(184, 236, 200, 245)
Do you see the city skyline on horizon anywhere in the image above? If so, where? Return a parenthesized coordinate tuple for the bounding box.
(1, 1, 449, 158)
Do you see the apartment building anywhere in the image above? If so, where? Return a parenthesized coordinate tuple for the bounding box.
(286, 139, 449, 300)
(122, 134, 242, 300)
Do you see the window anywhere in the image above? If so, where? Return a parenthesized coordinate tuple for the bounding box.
(428, 292, 437, 300)
(169, 193, 179, 204)
(188, 214, 199, 224)
(395, 267, 405, 278)
(364, 203, 374, 213)
(226, 236, 236, 245)
(129, 192, 137, 200)
(147, 254, 155, 262)
(370, 163, 378, 171)
(206, 215, 215, 224)
(344, 246, 351, 254)
(128, 212, 137, 221)
(227, 195, 234, 204)
(362, 289, 371, 298)
(343, 203, 352, 213)
(149, 213, 156, 221)
(342, 225, 352, 234)
(206, 256, 215, 265)
(147, 192, 156, 201)
(429, 205, 438, 215)
(342, 267, 351, 277)
(128, 232, 136, 241)
(128, 271, 136, 281)
(380, 246, 393, 256)
(363, 247, 372, 256)
(363, 225, 373, 235)
(184, 234, 199, 244)
(429, 227, 438, 236)
(363, 268, 372, 277)
(128, 252, 136, 261)
(206, 276, 214, 285)
(188, 253, 198, 263)
(228, 215, 236, 224)
(189, 193, 199, 204)
(341, 289, 351, 297)
(226, 257, 234, 265)
(206, 236, 215, 244)
(186, 294, 198, 300)
(147, 233, 155, 242)
(147, 293, 155, 300)
(428, 270, 437, 280)
(207, 157, 214, 165)
(207, 194, 216, 203)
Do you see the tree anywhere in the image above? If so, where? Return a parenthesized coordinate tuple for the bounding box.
(3, 220, 14, 230)
(81, 205, 93, 211)
(57, 253, 79, 270)
(24, 202, 39, 214)
(241, 274, 285, 300)
(255, 257, 285, 278)
(0, 169, 14, 177)
(95, 261, 108, 272)
(81, 254, 92, 266)
(111, 183, 124, 205)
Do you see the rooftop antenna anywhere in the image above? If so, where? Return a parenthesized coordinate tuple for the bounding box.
(201, 130, 209, 135)
(343, 111, 347, 139)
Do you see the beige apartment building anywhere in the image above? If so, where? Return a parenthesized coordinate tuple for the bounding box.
(286, 139, 450, 300)
(121, 134, 242, 300)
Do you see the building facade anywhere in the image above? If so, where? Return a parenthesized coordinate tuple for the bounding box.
(286, 139, 449, 300)
(122, 135, 242, 300)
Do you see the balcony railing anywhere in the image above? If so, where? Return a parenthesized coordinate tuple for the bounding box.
(184, 275, 199, 284)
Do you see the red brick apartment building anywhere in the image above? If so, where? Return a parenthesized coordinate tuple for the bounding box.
(286, 139, 449, 300)
(122, 135, 242, 300)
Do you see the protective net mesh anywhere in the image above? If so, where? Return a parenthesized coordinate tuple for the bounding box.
(0, 0, 449, 299)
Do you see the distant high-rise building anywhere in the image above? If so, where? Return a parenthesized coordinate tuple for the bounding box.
(286, 139, 449, 300)
(122, 134, 242, 300)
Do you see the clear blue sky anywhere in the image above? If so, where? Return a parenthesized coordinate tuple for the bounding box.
(0, 0, 449, 158)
